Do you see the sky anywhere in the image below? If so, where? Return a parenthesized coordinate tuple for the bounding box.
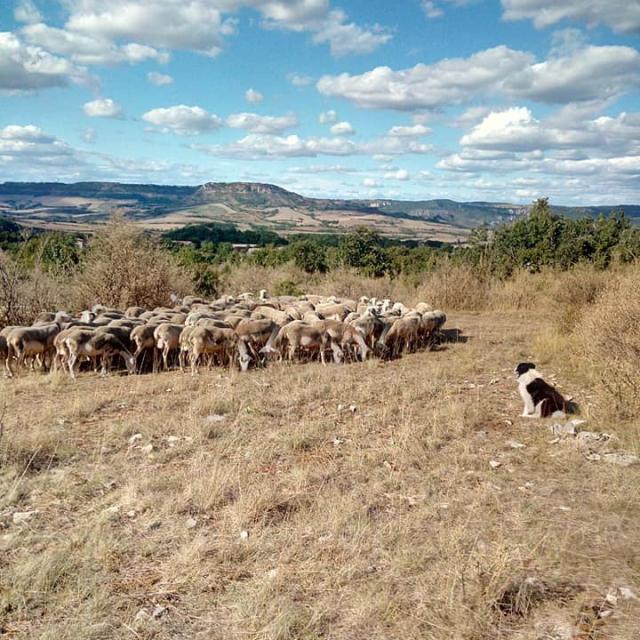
(1, 0, 639, 205)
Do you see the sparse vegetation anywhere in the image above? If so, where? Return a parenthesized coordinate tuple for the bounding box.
(1, 201, 640, 639)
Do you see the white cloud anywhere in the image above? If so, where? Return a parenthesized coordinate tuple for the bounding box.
(0, 31, 89, 91)
(310, 9, 391, 56)
(451, 105, 492, 128)
(319, 109, 338, 124)
(245, 88, 263, 104)
(286, 72, 313, 86)
(226, 112, 298, 134)
(421, 1, 444, 19)
(363, 177, 379, 187)
(317, 46, 534, 110)
(193, 131, 433, 159)
(503, 45, 640, 104)
(0, 124, 77, 166)
(317, 43, 640, 109)
(502, 0, 640, 34)
(460, 107, 640, 156)
(22, 23, 169, 65)
(14, 0, 41, 24)
(82, 127, 96, 143)
(388, 124, 431, 136)
(63, 0, 235, 57)
(14, 0, 390, 66)
(148, 71, 174, 86)
(330, 121, 355, 135)
(384, 169, 410, 180)
(142, 104, 222, 135)
(83, 98, 123, 118)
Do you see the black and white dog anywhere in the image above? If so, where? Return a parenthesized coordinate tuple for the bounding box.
(515, 362, 574, 418)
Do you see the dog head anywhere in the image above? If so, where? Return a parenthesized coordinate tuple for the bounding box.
(515, 362, 536, 378)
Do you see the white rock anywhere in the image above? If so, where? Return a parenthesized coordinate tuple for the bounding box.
(127, 510, 137, 518)
(337, 404, 345, 412)
(489, 460, 502, 469)
(206, 414, 226, 423)
(266, 568, 278, 580)
(104, 505, 121, 517)
(550, 422, 576, 437)
(507, 440, 526, 449)
(349, 404, 357, 413)
(165, 436, 180, 447)
(141, 444, 154, 455)
(332, 438, 344, 446)
(239, 530, 249, 540)
(586, 453, 602, 462)
(151, 604, 167, 619)
(128, 433, 143, 445)
(185, 517, 197, 529)
(602, 452, 640, 467)
(12, 510, 38, 524)
(619, 586, 638, 600)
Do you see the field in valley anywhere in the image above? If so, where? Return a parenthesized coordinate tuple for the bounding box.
(1, 311, 639, 639)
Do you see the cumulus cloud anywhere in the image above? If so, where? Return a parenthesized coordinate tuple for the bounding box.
(226, 112, 298, 134)
(245, 88, 263, 104)
(142, 104, 222, 134)
(502, 0, 640, 34)
(362, 177, 379, 187)
(437, 104, 640, 202)
(388, 124, 431, 136)
(319, 109, 338, 124)
(330, 121, 355, 135)
(317, 43, 640, 109)
(503, 45, 640, 103)
(310, 9, 391, 56)
(192, 131, 433, 159)
(83, 98, 123, 118)
(148, 71, 173, 86)
(317, 46, 534, 110)
(14, 0, 41, 24)
(31, 0, 389, 65)
(0, 124, 79, 172)
(384, 169, 410, 180)
(461, 107, 640, 156)
(286, 72, 313, 86)
(22, 23, 170, 65)
(0, 31, 89, 91)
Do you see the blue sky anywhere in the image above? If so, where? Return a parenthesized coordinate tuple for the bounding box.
(1, 0, 639, 204)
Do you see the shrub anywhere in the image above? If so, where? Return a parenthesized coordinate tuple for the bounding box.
(575, 268, 640, 418)
(70, 215, 190, 310)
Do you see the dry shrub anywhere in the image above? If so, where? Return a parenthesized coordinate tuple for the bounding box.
(0, 255, 65, 325)
(70, 215, 190, 310)
(575, 268, 640, 418)
(417, 263, 490, 311)
(550, 266, 611, 333)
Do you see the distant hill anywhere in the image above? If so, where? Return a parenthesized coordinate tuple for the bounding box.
(0, 180, 637, 243)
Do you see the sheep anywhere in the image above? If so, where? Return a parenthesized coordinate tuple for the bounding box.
(236, 318, 279, 371)
(131, 324, 159, 372)
(272, 321, 328, 364)
(65, 330, 136, 379)
(153, 323, 184, 371)
(189, 326, 237, 375)
(5, 323, 61, 377)
(53, 326, 96, 373)
(125, 306, 146, 318)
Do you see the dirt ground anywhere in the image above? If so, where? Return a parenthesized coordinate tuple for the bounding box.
(1, 312, 638, 639)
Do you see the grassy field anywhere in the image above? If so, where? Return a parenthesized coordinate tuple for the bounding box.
(1, 311, 639, 639)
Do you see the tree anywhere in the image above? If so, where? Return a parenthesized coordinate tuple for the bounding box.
(290, 240, 328, 273)
(337, 227, 392, 277)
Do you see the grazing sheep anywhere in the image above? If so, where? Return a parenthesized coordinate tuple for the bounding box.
(190, 326, 236, 375)
(153, 323, 184, 371)
(5, 323, 61, 377)
(65, 330, 136, 379)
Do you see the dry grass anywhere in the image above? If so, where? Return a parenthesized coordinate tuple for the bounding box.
(1, 310, 639, 639)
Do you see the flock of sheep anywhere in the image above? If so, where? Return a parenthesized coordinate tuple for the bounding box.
(0, 290, 446, 378)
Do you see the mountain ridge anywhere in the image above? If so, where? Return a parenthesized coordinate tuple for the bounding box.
(1, 181, 638, 242)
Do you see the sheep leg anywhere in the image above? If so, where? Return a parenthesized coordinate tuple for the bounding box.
(330, 342, 344, 364)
